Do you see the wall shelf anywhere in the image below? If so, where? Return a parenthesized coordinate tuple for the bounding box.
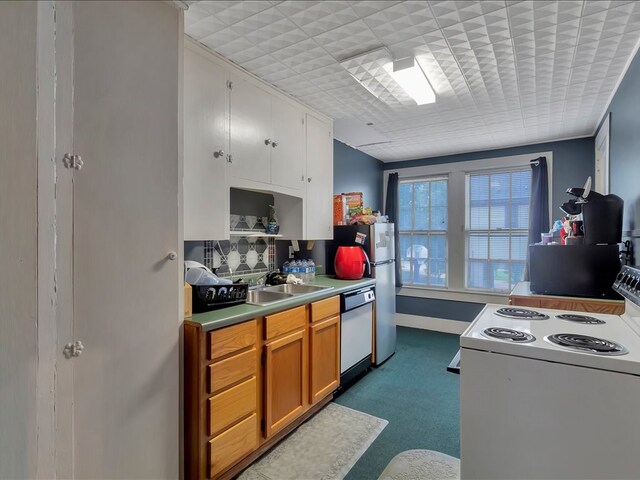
(229, 230, 283, 238)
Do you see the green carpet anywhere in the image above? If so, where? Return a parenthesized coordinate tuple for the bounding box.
(334, 327, 461, 480)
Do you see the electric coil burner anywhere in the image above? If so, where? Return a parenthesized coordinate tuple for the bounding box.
(482, 327, 535, 343)
(556, 313, 606, 324)
(495, 307, 549, 320)
(545, 333, 628, 355)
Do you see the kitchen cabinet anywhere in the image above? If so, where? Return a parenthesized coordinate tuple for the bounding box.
(229, 73, 305, 192)
(305, 113, 334, 239)
(263, 306, 308, 437)
(185, 319, 260, 479)
(185, 295, 341, 479)
(184, 43, 230, 240)
(309, 297, 340, 404)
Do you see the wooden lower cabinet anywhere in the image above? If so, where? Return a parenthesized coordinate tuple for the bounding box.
(208, 413, 258, 478)
(264, 328, 308, 437)
(185, 295, 342, 479)
(309, 315, 340, 404)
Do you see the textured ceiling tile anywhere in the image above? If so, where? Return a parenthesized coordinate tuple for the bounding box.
(313, 19, 382, 61)
(348, 1, 402, 17)
(282, 1, 360, 37)
(363, 1, 439, 45)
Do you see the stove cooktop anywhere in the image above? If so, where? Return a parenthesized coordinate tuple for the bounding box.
(461, 304, 640, 375)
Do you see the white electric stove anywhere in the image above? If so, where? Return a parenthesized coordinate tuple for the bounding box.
(460, 266, 640, 480)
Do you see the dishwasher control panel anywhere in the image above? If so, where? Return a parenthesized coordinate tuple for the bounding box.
(341, 287, 375, 312)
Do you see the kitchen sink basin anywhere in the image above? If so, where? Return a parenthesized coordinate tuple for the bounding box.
(263, 284, 334, 295)
(246, 289, 293, 306)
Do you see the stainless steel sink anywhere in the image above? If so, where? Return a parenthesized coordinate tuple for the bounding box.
(246, 289, 293, 306)
(263, 284, 333, 295)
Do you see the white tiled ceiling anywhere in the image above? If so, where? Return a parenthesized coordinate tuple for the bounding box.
(185, 1, 640, 162)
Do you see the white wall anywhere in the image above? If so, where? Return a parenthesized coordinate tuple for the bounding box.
(0, 2, 39, 477)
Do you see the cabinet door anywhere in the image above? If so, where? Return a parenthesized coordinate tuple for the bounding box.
(309, 315, 340, 405)
(70, 2, 180, 477)
(229, 74, 271, 184)
(264, 328, 307, 437)
(270, 97, 305, 190)
(184, 45, 229, 240)
(305, 113, 334, 239)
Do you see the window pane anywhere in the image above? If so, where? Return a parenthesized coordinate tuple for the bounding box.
(489, 234, 510, 260)
(510, 262, 526, 287)
(468, 261, 487, 289)
(414, 182, 430, 230)
(399, 183, 413, 231)
(429, 235, 446, 260)
(469, 175, 489, 229)
(468, 234, 488, 259)
(431, 180, 447, 207)
(511, 170, 531, 229)
(399, 234, 412, 284)
(429, 259, 446, 286)
(511, 235, 528, 261)
(489, 261, 510, 290)
(431, 206, 447, 230)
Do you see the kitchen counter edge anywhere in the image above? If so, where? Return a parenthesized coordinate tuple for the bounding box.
(185, 276, 376, 332)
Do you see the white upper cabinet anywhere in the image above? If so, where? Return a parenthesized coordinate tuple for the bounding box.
(270, 97, 305, 190)
(305, 113, 334, 240)
(229, 73, 305, 193)
(229, 72, 271, 184)
(183, 44, 229, 240)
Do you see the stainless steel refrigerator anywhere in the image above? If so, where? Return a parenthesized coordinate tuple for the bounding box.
(327, 223, 397, 365)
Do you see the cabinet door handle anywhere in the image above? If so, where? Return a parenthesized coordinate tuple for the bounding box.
(213, 150, 224, 158)
(264, 138, 272, 146)
(271, 141, 278, 148)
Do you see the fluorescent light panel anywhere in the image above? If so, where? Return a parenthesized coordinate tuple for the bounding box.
(384, 57, 435, 105)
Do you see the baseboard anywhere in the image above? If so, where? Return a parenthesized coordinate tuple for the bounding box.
(396, 313, 469, 335)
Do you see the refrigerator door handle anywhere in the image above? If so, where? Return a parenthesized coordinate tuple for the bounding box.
(372, 259, 395, 266)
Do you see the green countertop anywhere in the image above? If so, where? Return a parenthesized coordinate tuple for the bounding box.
(186, 276, 376, 332)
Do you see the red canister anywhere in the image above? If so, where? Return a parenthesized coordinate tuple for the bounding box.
(334, 246, 368, 280)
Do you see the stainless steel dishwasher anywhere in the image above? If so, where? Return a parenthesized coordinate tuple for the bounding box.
(340, 286, 375, 387)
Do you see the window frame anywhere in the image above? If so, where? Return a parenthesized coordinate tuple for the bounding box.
(397, 175, 449, 288)
(464, 166, 532, 293)
(385, 151, 553, 303)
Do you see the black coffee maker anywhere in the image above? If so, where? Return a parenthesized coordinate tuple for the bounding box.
(530, 177, 623, 299)
(560, 176, 623, 244)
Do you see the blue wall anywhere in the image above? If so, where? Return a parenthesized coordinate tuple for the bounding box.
(383, 137, 595, 215)
(334, 140, 385, 211)
(599, 48, 640, 256)
(384, 138, 596, 321)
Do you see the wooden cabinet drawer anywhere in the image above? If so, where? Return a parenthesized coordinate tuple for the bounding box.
(265, 306, 306, 340)
(310, 296, 340, 323)
(208, 413, 257, 479)
(208, 348, 256, 394)
(208, 376, 256, 436)
(208, 320, 257, 361)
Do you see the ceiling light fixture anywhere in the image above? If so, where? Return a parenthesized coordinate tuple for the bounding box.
(384, 57, 435, 105)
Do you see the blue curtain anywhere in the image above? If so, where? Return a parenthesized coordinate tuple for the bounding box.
(525, 156, 549, 280)
(385, 172, 402, 287)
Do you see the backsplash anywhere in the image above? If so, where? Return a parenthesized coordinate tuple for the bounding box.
(203, 215, 275, 277)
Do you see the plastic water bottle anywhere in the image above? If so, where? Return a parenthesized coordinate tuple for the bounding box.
(294, 259, 303, 280)
(308, 259, 316, 282)
(282, 260, 290, 275)
(300, 259, 308, 283)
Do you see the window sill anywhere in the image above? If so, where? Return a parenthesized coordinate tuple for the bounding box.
(397, 285, 509, 305)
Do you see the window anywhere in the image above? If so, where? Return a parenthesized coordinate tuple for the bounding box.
(466, 169, 531, 292)
(398, 177, 448, 287)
